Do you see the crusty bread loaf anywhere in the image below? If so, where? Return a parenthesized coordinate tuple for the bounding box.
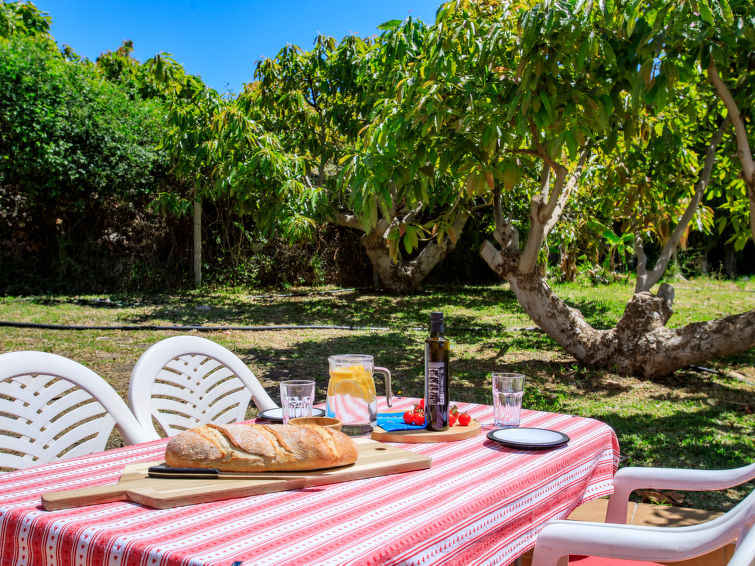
(164, 423, 358, 472)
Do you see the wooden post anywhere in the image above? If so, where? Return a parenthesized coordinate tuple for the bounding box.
(193, 199, 202, 287)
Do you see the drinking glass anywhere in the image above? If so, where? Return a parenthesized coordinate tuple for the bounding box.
(492, 373, 525, 428)
(280, 380, 315, 424)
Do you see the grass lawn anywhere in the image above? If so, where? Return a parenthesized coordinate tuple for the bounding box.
(1, 276, 753, 512)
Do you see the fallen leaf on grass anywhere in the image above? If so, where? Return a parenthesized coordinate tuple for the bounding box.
(637, 489, 685, 506)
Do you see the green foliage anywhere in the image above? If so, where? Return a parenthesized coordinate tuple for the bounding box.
(343, 0, 754, 280)
(252, 34, 378, 235)
(0, 35, 168, 217)
(2, 0, 753, 295)
(94, 40, 162, 100)
(146, 53, 308, 241)
(0, 29, 178, 293)
(0, 0, 50, 39)
(344, 0, 652, 267)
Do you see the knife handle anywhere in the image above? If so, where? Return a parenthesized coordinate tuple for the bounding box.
(148, 466, 220, 478)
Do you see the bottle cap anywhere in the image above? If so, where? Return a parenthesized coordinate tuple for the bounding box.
(430, 311, 444, 334)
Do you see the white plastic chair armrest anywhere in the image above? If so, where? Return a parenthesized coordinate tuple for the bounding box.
(606, 463, 755, 523)
(532, 516, 745, 566)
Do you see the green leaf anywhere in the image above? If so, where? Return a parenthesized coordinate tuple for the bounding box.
(539, 91, 553, 121)
(377, 20, 402, 30)
(626, 11, 637, 37)
(697, 1, 714, 24)
(605, 129, 618, 152)
(602, 229, 622, 246)
(502, 162, 521, 190)
(587, 219, 610, 233)
(404, 224, 420, 254)
(718, 0, 733, 24)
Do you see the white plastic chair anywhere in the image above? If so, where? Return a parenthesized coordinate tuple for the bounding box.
(531, 462, 755, 566)
(0, 351, 153, 471)
(128, 336, 277, 438)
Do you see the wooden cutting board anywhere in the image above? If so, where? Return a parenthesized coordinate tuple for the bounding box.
(41, 438, 430, 511)
(371, 419, 482, 443)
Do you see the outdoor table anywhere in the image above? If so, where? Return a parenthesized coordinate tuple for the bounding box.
(0, 398, 619, 566)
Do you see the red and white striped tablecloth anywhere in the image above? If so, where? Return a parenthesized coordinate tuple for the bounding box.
(0, 399, 618, 566)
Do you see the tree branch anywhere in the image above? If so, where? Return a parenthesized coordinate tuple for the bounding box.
(634, 118, 729, 292)
(334, 212, 365, 232)
(634, 232, 649, 289)
(489, 188, 519, 250)
(543, 148, 590, 237)
(387, 182, 399, 219)
(401, 201, 424, 224)
(519, 158, 567, 274)
(708, 56, 755, 239)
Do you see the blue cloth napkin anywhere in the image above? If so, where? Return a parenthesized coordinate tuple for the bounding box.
(377, 412, 425, 432)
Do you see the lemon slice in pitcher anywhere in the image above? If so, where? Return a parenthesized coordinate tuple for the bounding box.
(328, 365, 376, 401)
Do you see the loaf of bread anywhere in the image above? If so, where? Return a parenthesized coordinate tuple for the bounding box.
(164, 423, 358, 472)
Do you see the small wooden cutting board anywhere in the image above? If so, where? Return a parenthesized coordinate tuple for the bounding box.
(41, 438, 430, 511)
(371, 418, 482, 443)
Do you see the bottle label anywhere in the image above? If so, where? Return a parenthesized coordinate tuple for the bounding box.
(427, 362, 446, 404)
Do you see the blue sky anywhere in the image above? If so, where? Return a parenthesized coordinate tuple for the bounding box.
(36, 1, 442, 94)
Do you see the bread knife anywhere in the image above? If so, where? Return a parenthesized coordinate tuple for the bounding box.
(147, 465, 315, 480)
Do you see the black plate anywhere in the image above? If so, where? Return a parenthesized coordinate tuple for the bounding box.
(486, 427, 569, 450)
(258, 407, 326, 422)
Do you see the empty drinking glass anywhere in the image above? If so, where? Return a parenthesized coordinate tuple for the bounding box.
(280, 380, 315, 424)
(492, 373, 525, 428)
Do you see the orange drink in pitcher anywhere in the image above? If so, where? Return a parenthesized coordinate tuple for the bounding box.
(326, 354, 392, 436)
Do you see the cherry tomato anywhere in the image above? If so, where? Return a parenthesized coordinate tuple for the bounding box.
(449, 414, 457, 427)
(403, 411, 415, 424)
(458, 413, 472, 426)
(418, 399, 425, 409)
(412, 412, 425, 426)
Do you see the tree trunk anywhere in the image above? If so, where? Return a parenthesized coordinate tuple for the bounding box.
(362, 214, 469, 294)
(481, 240, 755, 377)
(193, 199, 202, 287)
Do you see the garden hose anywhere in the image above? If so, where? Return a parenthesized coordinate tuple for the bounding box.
(0, 320, 540, 333)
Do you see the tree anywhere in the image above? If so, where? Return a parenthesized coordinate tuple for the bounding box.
(0, 29, 170, 290)
(146, 54, 306, 285)
(583, 86, 728, 292)
(254, 24, 470, 293)
(0, 0, 50, 39)
(357, 0, 753, 376)
(657, 0, 754, 245)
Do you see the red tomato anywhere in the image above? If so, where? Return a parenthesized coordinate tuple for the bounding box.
(412, 412, 425, 426)
(418, 399, 425, 409)
(449, 414, 457, 427)
(403, 411, 415, 424)
(458, 413, 472, 426)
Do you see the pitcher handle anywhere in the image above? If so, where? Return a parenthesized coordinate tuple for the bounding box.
(374, 367, 392, 408)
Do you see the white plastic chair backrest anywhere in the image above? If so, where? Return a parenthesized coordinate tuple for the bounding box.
(0, 351, 153, 471)
(128, 336, 277, 437)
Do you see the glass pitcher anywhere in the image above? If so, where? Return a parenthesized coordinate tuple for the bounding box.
(326, 354, 392, 436)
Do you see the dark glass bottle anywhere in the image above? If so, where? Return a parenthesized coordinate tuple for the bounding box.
(424, 311, 450, 431)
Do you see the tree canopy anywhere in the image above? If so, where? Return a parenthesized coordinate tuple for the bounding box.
(1, 0, 753, 374)
(0, 26, 169, 239)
